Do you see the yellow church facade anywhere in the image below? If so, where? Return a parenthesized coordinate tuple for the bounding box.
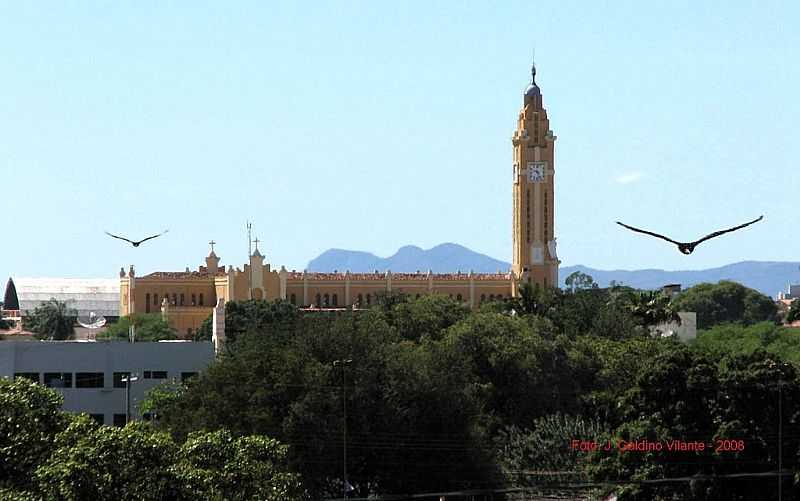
(120, 62, 560, 336)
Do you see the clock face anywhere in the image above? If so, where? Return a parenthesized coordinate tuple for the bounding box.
(527, 162, 545, 182)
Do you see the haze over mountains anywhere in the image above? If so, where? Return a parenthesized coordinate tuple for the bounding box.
(307, 243, 800, 297)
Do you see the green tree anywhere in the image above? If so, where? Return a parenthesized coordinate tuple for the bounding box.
(175, 430, 303, 500)
(0, 303, 13, 330)
(671, 281, 777, 329)
(223, 299, 298, 343)
(786, 298, 800, 323)
(494, 413, 608, 486)
(23, 298, 75, 340)
(147, 306, 501, 498)
(623, 290, 681, 328)
(35, 416, 180, 501)
(564, 271, 598, 292)
(101, 313, 178, 341)
(391, 293, 469, 341)
(0, 378, 68, 491)
(194, 313, 213, 341)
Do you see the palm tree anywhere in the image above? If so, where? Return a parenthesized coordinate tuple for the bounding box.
(23, 298, 76, 340)
(624, 290, 681, 328)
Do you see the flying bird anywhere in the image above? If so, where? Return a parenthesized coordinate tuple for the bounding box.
(616, 216, 763, 255)
(104, 229, 169, 247)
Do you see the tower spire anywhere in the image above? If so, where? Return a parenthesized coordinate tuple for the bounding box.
(525, 51, 540, 97)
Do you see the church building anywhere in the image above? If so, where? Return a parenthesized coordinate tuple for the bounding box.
(119, 62, 560, 336)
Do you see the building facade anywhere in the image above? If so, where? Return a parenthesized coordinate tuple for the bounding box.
(119, 63, 560, 335)
(0, 341, 214, 425)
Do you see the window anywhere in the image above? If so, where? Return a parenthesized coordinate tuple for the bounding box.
(75, 372, 104, 388)
(144, 371, 168, 380)
(416, 294, 420, 299)
(456, 294, 462, 301)
(113, 372, 132, 389)
(481, 294, 486, 302)
(44, 372, 72, 388)
(187, 328, 193, 337)
(181, 372, 198, 383)
(332, 294, 338, 306)
(199, 293, 204, 306)
(145, 293, 150, 313)
(315, 293, 321, 306)
(366, 294, 371, 305)
(290, 294, 296, 305)
(191, 294, 196, 305)
(172, 294, 177, 305)
(154, 293, 159, 306)
(179, 293, 185, 306)
(89, 414, 105, 425)
(113, 414, 127, 427)
(489, 294, 495, 300)
(14, 372, 39, 383)
(323, 294, 329, 306)
(357, 294, 363, 305)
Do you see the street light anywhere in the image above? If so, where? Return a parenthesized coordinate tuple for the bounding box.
(120, 373, 139, 424)
(333, 359, 353, 498)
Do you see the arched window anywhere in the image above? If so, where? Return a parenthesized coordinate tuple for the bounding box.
(290, 294, 297, 305)
(172, 294, 177, 305)
(416, 294, 420, 299)
(323, 294, 330, 306)
(187, 328, 193, 337)
(481, 294, 486, 302)
(315, 293, 321, 307)
(191, 294, 196, 306)
(180, 293, 185, 306)
(357, 294, 363, 305)
(456, 293, 462, 301)
(332, 294, 338, 306)
(199, 293, 204, 306)
(154, 293, 159, 306)
(489, 294, 495, 300)
(366, 294, 371, 305)
(145, 293, 150, 313)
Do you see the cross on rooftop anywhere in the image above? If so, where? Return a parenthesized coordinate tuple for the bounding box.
(253, 238, 260, 251)
(209, 240, 216, 252)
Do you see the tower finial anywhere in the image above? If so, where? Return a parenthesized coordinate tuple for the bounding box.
(525, 50, 540, 97)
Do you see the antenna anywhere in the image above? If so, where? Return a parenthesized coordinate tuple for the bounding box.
(247, 222, 253, 300)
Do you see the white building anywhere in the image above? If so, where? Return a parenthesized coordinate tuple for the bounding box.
(4, 277, 120, 319)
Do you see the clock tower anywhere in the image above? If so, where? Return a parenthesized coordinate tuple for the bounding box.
(512, 61, 560, 291)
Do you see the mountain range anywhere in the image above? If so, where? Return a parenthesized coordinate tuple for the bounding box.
(306, 243, 800, 297)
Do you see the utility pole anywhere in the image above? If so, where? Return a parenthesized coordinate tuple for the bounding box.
(247, 222, 253, 300)
(333, 359, 353, 498)
(121, 373, 139, 424)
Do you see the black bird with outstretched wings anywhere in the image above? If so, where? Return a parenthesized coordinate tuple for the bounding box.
(616, 216, 763, 255)
(105, 229, 169, 247)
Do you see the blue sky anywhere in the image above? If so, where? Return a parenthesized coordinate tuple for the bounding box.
(2, 1, 799, 282)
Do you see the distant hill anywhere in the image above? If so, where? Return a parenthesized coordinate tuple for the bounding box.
(307, 243, 510, 274)
(560, 261, 800, 297)
(307, 244, 800, 297)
